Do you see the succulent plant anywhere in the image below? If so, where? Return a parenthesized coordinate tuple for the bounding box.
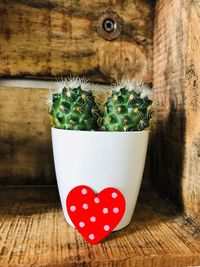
(48, 78, 154, 132)
(101, 81, 153, 131)
(48, 78, 101, 131)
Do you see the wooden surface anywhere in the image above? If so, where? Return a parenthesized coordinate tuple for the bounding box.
(0, 86, 55, 185)
(0, 186, 199, 267)
(0, 0, 154, 83)
(150, 0, 200, 223)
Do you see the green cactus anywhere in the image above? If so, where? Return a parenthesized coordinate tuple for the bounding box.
(101, 81, 153, 131)
(49, 78, 101, 131)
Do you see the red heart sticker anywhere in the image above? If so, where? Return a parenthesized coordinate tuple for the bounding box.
(66, 185, 126, 244)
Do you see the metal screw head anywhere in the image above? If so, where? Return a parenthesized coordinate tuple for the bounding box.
(96, 11, 123, 41)
(103, 19, 116, 32)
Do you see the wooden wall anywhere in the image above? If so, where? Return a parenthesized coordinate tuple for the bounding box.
(0, 87, 55, 185)
(151, 0, 200, 222)
(0, 0, 154, 83)
(0, 0, 154, 184)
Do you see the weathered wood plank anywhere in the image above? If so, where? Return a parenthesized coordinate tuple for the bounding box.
(0, 86, 55, 185)
(0, 0, 154, 83)
(0, 186, 199, 267)
(151, 0, 200, 223)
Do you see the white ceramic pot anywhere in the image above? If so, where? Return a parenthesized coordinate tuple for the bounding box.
(52, 128, 149, 231)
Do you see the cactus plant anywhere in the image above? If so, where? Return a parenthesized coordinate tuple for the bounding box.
(48, 78, 154, 132)
(48, 78, 101, 131)
(101, 81, 153, 131)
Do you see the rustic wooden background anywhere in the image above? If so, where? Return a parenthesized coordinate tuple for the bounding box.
(150, 0, 200, 223)
(0, 0, 153, 83)
(0, 0, 200, 225)
(0, 1, 200, 266)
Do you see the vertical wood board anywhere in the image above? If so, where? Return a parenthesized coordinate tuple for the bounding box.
(151, 0, 200, 222)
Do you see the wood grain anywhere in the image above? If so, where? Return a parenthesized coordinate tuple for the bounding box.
(151, 0, 200, 223)
(0, 86, 55, 185)
(0, 186, 199, 267)
(0, 0, 154, 83)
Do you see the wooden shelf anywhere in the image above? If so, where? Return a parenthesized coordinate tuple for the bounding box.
(0, 186, 200, 267)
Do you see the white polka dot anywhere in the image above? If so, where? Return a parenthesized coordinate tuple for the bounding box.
(94, 197, 100, 203)
(104, 225, 110, 231)
(70, 205, 76, 212)
(103, 208, 109, 214)
(79, 221, 85, 228)
(112, 192, 118, 198)
(90, 216, 96, 222)
(89, 234, 95, 240)
(81, 188, 87, 195)
(113, 207, 119, 213)
(83, 203, 89, 209)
